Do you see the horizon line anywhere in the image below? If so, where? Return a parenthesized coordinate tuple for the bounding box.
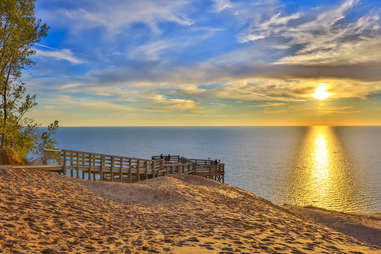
(40, 124, 381, 127)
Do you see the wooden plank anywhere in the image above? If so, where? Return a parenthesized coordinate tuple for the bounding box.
(110, 156, 114, 182)
(70, 151, 73, 177)
(76, 152, 79, 178)
(128, 159, 132, 183)
(100, 155, 104, 180)
(119, 157, 123, 182)
(137, 160, 140, 182)
(152, 160, 156, 178)
(81, 152, 85, 179)
(90, 154, 94, 181)
(144, 160, 148, 180)
(93, 154, 97, 181)
(0, 165, 63, 171)
(48, 149, 225, 183)
(62, 150, 67, 176)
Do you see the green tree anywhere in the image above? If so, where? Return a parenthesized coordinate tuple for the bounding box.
(0, 0, 58, 160)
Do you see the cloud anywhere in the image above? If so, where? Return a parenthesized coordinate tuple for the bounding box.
(129, 27, 221, 61)
(239, 0, 381, 65)
(173, 76, 381, 106)
(58, 83, 82, 90)
(145, 94, 197, 111)
(212, 0, 233, 13)
(35, 49, 83, 64)
(40, 0, 194, 35)
(317, 106, 356, 114)
(254, 102, 286, 108)
(31, 0, 381, 125)
(45, 95, 134, 112)
(212, 0, 282, 26)
(239, 12, 301, 43)
(51, 81, 198, 112)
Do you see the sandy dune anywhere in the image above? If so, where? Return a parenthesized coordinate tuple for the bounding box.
(0, 167, 380, 253)
(282, 205, 381, 248)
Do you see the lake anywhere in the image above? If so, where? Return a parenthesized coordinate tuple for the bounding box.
(53, 126, 381, 213)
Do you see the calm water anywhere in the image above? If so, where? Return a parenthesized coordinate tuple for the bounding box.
(53, 126, 381, 213)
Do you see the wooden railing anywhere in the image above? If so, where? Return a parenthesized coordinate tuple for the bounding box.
(43, 149, 224, 183)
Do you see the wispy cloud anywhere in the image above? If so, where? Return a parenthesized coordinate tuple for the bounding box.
(43, 94, 135, 112)
(212, 0, 233, 13)
(35, 49, 83, 64)
(144, 94, 197, 111)
(240, 0, 381, 65)
(40, 0, 194, 36)
(129, 27, 221, 61)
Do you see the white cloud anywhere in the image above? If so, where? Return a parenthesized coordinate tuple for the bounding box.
(212, 0, 233, 13)
(176, 77, 381, 103)
(58, 83, 81, 90)
(129, 27, 221, 60)
(213, 0, 282, 26)
(239, 12, 301, 43)
(36, 49, 83, 64)
(239, 0, 381, 65)
(48, 95, 134, 112)
(149, 94, 197, 110)
(42, 0, 194, 35)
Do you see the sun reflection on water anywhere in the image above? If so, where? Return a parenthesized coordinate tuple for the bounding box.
(283, 126, 366, 212)
(312, 131, 329, 179)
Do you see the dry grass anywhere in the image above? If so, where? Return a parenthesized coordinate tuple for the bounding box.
(0, 149, 25, 165)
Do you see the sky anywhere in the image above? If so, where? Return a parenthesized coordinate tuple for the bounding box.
(27, 0, 381, 126)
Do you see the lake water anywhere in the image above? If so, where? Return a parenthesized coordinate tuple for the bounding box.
(54, 126, 381, 213)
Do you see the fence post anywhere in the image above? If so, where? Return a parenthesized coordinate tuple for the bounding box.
(100, 155, 104, 180)
(76, 152, 80, 178)
(152, 160, 156, 177)
(128, 159, 132, 183)
(137, 160, 140, 182)
(62, 150, 66, 175)
(119, 157, 123, 182)
(110, 156, 114, 182)
(144, 160, 148, 180)
(81, 153, 85, 179)
(70, 151, 73, 177)
(160, 159, 164, 176)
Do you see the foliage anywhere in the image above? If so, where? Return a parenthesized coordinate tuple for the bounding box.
(0, 0, 58, 160)
(35, 120, 59, 155)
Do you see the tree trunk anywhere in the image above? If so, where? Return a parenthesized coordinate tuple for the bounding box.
(1, 60, 13, 149)
(1, 85, 6, 149)
(0, 22, 9, 149)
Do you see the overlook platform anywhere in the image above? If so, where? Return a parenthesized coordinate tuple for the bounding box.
(40, 149, 225, 183)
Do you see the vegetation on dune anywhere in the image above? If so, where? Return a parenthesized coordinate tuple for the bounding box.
(0, 0, 58, 162)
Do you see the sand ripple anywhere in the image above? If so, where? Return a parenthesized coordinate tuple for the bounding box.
(0, 168, 380, 253)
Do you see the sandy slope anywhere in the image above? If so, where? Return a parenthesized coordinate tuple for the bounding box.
(282, 205, 381, 248)
(0, 167, 380, 253)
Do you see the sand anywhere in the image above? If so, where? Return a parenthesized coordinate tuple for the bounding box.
(0, 167, 380, 253)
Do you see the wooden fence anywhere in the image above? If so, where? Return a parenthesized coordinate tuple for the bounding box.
(43, 149, 225, 183)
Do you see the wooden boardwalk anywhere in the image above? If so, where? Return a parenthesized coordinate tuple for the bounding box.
(42, 149, 225, 183)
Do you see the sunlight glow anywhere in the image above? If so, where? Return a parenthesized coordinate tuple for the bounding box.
(286, 126, 366, 212)
(312, 84, 332, 100)
(312, 129, 329, 179)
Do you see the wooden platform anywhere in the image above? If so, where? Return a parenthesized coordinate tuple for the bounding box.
(0, 165, 63, 172)
(41, 149, 225, 183)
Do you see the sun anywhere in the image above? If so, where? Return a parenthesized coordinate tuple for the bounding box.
(312, 84, 332, 100)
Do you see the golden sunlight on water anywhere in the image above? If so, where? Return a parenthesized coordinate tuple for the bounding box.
(283, 126, 367, 212)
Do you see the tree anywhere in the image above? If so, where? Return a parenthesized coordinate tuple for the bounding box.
(0, 0, 57, 160)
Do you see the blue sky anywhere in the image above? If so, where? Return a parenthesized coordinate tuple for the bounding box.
(28, 0, 381, 126)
